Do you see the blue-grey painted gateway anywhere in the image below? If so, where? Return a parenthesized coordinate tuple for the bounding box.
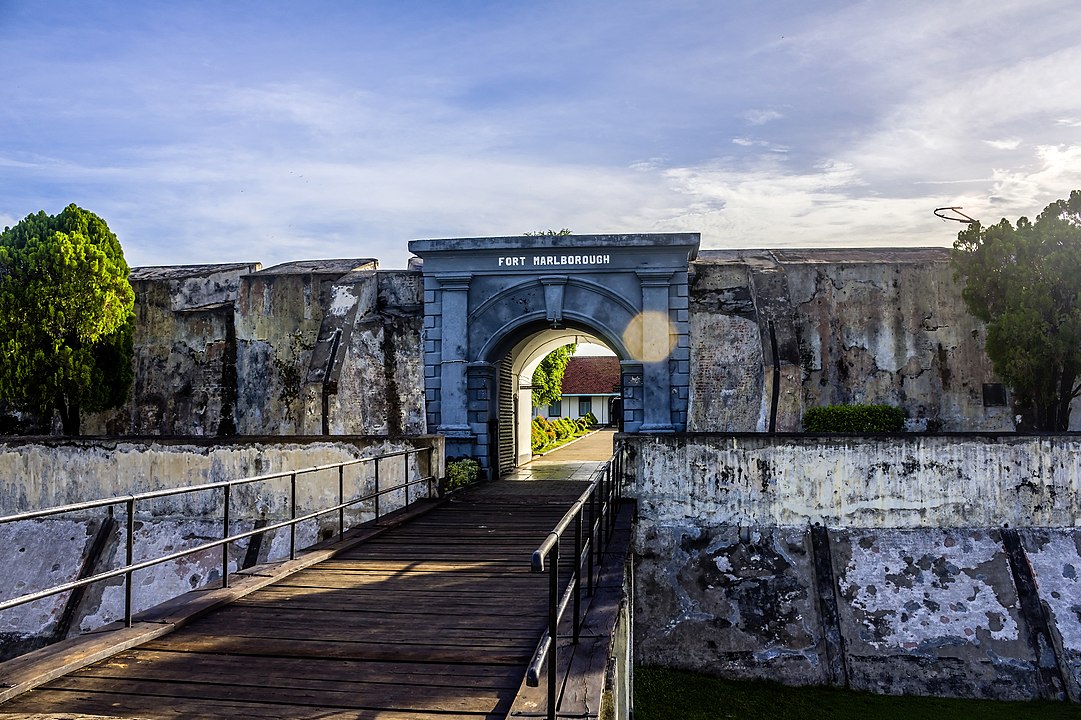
(408, 233, 700, 475)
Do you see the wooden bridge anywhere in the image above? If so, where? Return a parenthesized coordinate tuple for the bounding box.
(0, 431, 630, 719)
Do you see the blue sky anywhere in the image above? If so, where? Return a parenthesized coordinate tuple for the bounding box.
(2, 1, 1080, 269)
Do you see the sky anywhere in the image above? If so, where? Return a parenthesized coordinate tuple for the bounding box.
(2, 0, 1081, 270)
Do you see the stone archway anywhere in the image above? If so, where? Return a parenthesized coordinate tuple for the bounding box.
(408, 233, 700, 474)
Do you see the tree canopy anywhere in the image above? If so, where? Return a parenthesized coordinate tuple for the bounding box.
(531, 344, 576, 407)
(951, 190, 1081, 430)
(0, 204, 135, 433)
(524, 228, 573, 236)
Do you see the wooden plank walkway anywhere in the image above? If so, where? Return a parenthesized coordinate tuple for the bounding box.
(0, 434, 615, 719)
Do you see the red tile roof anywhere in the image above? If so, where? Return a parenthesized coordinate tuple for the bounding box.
(561, 356, 620, 395)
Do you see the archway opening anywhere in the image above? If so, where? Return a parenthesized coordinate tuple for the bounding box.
(486, 322, 621, 476)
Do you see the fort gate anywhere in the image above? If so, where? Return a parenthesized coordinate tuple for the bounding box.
(408, 233, 700, 475)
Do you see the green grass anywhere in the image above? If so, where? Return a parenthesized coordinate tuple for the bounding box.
(634, 666, 1080, 720)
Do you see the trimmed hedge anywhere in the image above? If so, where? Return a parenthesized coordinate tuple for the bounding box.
(530, 414, 592, 453)
(803, 404, 906, 432)
(531, 416, 553, 452)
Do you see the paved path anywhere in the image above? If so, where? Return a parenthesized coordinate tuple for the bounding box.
(501, 429, 616, 482)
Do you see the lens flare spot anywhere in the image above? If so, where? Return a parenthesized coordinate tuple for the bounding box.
(622, 311, 676, 363)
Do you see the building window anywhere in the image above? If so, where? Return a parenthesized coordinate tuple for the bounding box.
(982, 383, 1007, 407)
(549, 401, 562, 417)
(578, 397, 592, 417)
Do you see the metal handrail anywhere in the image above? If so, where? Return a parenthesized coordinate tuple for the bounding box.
(525, 444, 625, 720)
(0, 446, 436, 627)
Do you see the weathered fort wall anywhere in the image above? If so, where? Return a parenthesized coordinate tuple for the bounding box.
(83, 263, 258, 436)
(82, 261, 426, 438)
(66, 247, 1079, 437)
(687, 249, 1029, 433)
(625, 433, 1081, 702)
(0, 435, 442, 661)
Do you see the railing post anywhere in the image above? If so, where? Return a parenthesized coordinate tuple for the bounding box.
(592, 479, 601, 592)
(338, 464, 345, 543)
(124, 497, 134, 627)
(606, 463, 616, 541)
(595, 473, 604, 573)
(547, 541, 559, 720)
(573, 511, 583, 642)
(618, 443, 626, 492)
(222, 484, 231, 589)
(374, 458, 381, 520)
(427, 447, 434, 498)
(404, 451, 410, 508)
(289, 472, 297, 560)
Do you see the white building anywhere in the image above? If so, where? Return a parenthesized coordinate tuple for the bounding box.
(533, 356, 621, 425)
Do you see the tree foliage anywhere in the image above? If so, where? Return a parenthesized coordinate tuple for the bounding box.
(524, 228, 573, 236)
(531, 344, 576, 407)
(0, 204, 136, 433)
(951, 190, 1081, 430)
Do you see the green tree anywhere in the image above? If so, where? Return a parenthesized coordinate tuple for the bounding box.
(951, 190, 1081, 430)
(524, 228, 573, 236)
(532, 344, 576, 407)
(0, 204, 136, 433)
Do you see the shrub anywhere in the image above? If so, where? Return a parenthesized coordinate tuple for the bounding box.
(803, 404, 906, 433)
(529, 412, 592, 454)
(444, 457, 481, 491)
(531, 423, 548, 452)
(532, 416, 561, 452)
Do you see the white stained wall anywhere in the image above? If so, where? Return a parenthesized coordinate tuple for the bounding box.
(533, 393, 616, 425)
(626, 434, 1081, 529)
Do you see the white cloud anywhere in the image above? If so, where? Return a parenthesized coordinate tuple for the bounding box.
(732, 137, 790, 153)
(629, 158, 668, 172)
(653, 137, 1081, 253)
(986, 144, 1081, 213)
(781, 1, 1081, 182)
(743, 109, 783, 126)
(0, 156, 43, 169)
(3, 0, 1081, 270)
(657, 158, 924, 247)
(78, 151, 690, 269)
